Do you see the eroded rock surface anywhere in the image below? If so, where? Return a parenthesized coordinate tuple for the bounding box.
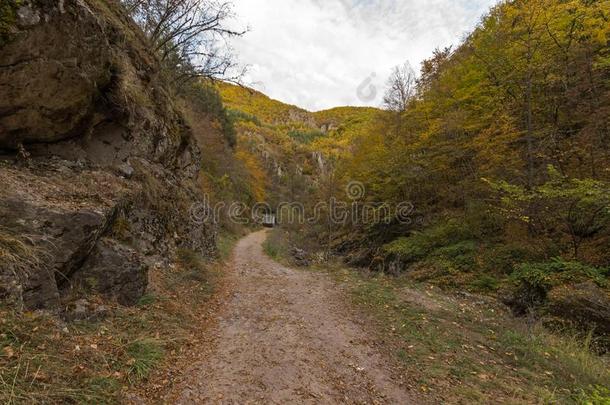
(0, 0, 216, 313)
(71, 238, 148, 306)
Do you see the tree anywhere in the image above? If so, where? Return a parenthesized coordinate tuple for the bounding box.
(122, 0, 246, 82)
(383, 62, 417, 112)
(338, 0, 610, 270)
(417, 47, 452, 94)
(486, 166, 610, 259)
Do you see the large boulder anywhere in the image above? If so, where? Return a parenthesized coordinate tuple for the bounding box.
(0, 0, 113, 148)
(546, 282, 610, 335)
(0, 162, 133, 309)
(71, 238, 148, 306)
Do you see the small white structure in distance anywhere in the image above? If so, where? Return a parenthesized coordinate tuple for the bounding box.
(262, 213, 276, 228)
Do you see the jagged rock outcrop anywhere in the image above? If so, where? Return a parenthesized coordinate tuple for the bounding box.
(0, 0, 216, 312)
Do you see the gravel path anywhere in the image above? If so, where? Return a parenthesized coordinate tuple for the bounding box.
(173, 230, 411, 404)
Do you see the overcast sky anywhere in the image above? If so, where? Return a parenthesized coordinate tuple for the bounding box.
(228, 0, 499, 111)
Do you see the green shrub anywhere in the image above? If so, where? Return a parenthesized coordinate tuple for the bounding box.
(575, 385, 610, 405)
(432, 241, 477, 270)
(482, 243, 541, 275)
(511, 258, 609, 292)
(383, 235, 429, 263)
(470, 274, 500, 291)
(424, 219, 476, 245)
(464, 200, 505, 238)
(228, 109, 262, 126)
(434, 240, 477, 258)
(383, 220, 476, 265)
(125, 339, 164, 380)
(287, 129, 325, 144)
(428, 257, 461, 276)
(0, 0, 19, 47)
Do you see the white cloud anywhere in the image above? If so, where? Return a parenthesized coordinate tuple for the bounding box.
(228, 0, 499, 111)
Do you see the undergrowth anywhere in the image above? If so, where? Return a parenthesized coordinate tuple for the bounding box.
(262, 228, 290, 262)
(0, 237, 235, 404)
(337, 268, 610, 404)
(380, 218, 608, 299)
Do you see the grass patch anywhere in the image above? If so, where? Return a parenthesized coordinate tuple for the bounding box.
(136, 293, 157, 307)
(0, 226, 50, 308)
(174, 248, 219, 298)
(327, 267, 610, 403)
(126, 339, 164, 381)
(0, 236, 237, 403)
(0, 226, 46, 278)
(217, 232, 240, 260)
(0, 305, 182, 403)
(263, 228, 291, 262)
(263, 239, 280, 259)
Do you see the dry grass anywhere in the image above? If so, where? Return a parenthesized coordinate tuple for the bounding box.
(0, 227, 43, 278)
(0, 233, 239, 404)
(336, 268, 610, 404)
(0, 226, 55, 311)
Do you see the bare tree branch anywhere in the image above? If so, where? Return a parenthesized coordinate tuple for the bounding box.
(383, 62, 417, 112)
(122, 0, 247, 83)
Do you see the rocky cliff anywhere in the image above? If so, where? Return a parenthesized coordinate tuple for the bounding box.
(0, 0, 216, 312)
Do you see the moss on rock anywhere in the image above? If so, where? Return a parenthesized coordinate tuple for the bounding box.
(0, 0, 20, 47)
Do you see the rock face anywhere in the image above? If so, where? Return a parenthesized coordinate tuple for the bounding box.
(0, 0, 216, 312)
(71, 238, 147, 306)
(0, 0, 113, 147)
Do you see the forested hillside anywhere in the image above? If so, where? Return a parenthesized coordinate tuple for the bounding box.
(223, 0, 610, 346)
(217, 82, 382, 209)
(333, 0, 610, 335)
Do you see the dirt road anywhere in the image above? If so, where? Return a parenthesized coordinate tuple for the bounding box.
(172, 230, 411, 404)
